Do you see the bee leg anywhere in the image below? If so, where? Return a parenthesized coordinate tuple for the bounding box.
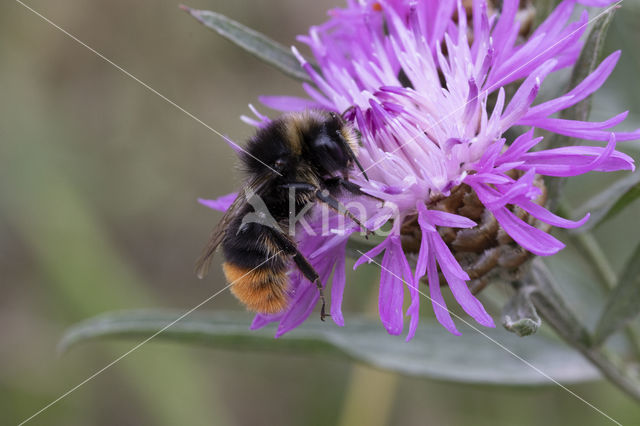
(280, 181, 375, 236)
(315, 278, 329, 322)
(324, 176, 384, 202)
(268, 229, 330, 321)
(292, 252, 330, 321)
(323, 176, 362, 195)
(315, 189, 374, 238)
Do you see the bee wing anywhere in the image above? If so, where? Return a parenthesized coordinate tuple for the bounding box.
(194, 192, 247, 279)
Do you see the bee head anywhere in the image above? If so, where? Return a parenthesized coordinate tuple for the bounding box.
(309, 118, 347, 172)
(241, 110, 364, 181)
(304, 111, 368, 179)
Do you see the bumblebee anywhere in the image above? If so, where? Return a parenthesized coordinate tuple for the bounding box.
(195, 110, 372, 320)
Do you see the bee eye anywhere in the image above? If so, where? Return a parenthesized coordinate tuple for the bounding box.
(329, 111, 343, 124)
(274, 158, 286, 171)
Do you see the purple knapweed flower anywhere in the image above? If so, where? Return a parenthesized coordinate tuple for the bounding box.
(203, 0, 638, 340)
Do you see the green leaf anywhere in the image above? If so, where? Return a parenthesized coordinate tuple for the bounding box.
(594, 242, 640, 346)
(502, 285, 541, 337)
(60, 310, 600, 386)
(545, 6, 617, 207)
(180, 6, 312, 83)
(574, 171, 640, 232)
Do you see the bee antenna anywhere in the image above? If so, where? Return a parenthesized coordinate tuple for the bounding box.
(336, 130, 369, 181)
(340, 106, 356, 120)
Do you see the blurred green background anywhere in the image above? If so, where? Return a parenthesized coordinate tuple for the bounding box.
(2, 0, 640, 425)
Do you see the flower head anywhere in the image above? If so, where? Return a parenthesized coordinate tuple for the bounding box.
(208, 0, 638, 340)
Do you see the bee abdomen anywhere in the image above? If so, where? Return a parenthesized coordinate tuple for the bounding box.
(222, 262, 289, 314)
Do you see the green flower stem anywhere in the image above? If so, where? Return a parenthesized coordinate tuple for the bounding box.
(558, 203, 640, 359)
(570, 230, 640, 356)
(568, 227, 617, 289)
(530, 259, 640, 402)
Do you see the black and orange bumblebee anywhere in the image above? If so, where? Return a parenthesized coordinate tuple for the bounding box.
(195, 110, 374, 320)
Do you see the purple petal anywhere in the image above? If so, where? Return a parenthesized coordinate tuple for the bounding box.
(476, 138, 506, 171)
(413, 211, 432, 284)
(423, 210, 477, 229)
(310, 233, 352, 260)
(250, 312, 285, 330)
(275, 275, 318, 338)
(578, 0, 619, 5)
(418, 202, 476, 229)
(429, 231, 469, 281)
(378, 246, 404, 335)
(493, 207, 565, 256)
(481, 169, 537, 210)
(197, 192, 238, 212)
(524, 51, 620, 118)
(490, 0, 518, 56)
(330, 249, 347, 327)
(302, 83, 335, 109)
(221, 135, 243, 153)
(431, 233, 494, 328)
(500, 60, 555, 127)
(498, 129, 543, 164)
(259, 95, 324, 112)
(465, 173, 512, 185)
(491, 12, 588, 87)
(426, 248, 460, 335)
(522, 116, 640, 141)
(519, 111, 628, 131)
(531, 0, 574, 41)
(517, 198, 590, 229)
(520, 134, 634, 176)
(391, 238, 419, 341)
(240, 115, 265, 128)
(354, 238, 388, 269)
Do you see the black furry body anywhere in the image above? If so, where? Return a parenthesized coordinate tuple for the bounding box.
(222, 109, 358, 275)
(196, 110, 367, 317)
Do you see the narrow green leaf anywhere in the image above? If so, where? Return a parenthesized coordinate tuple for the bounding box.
(594, 242, 640, 345)
(601, 182, 640, 224)
(563, 8, 616, 122)
(180, 6, 312, 83)
(545, 6, 617, 207)
(573, 171, 640, 232)
(60, 310, 600, 385)
(502, 285, 541, 337)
